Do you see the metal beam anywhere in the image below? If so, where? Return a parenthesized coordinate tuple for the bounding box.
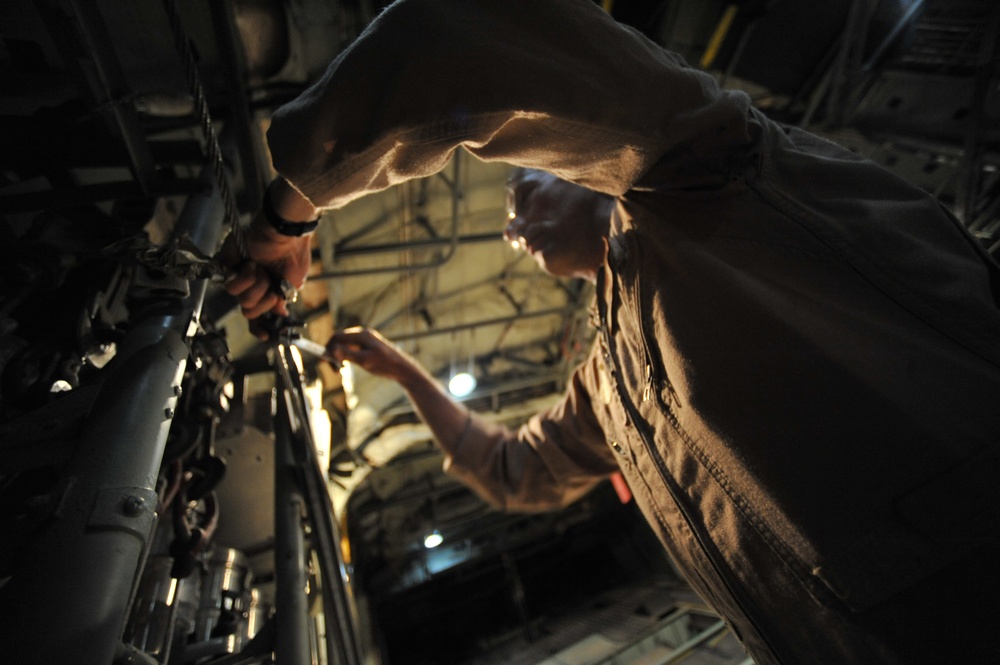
(333, 231, 503, 258)
(388, 305, 582, 343)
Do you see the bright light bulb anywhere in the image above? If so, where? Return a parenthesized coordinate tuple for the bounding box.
(448, 372, 477, 397)
(423, 531, 443, 549)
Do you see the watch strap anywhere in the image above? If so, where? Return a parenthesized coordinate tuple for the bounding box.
(263, 185, 319, 237)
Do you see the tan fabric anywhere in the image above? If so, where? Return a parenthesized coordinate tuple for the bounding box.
(267, 0, 749, 206)
(440, 343, 618, 512)
(268, 2, 1000, 662)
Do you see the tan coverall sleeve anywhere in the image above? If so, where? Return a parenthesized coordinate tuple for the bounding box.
(266, 0, 752, 208)
(439, 348, 619, 512)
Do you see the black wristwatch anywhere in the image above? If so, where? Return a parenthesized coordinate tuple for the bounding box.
(262, 184, 320, 237)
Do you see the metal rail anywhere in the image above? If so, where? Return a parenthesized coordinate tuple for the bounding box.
(273, 398, 313, 664)
(334, 231, 503, 258)
(274, 342, 364, 665)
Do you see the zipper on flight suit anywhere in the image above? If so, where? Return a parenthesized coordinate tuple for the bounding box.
(598, 263, 786, 664)
(622, 236, 677, 409)
(613, 231, 658, 403)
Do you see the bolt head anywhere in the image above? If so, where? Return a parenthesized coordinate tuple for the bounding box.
(122, 495, 146, 517)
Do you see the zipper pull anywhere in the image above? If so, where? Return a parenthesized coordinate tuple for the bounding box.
(643, 364, 652, 402)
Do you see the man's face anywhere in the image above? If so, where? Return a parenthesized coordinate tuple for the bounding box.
(502, 171, 610, 281)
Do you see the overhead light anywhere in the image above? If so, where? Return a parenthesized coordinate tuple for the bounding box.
(448, 331, 477, 398)
(423, 530, 443, 549)
(448, 372, 477, 397)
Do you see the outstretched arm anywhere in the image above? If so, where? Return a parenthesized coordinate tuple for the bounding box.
(327, 328, 618, 511)
(328, 327, 471, 448)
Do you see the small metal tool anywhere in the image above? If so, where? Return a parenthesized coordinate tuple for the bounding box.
(290, 337, 339, 366)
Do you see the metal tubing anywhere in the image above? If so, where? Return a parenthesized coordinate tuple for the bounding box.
(370, 261, 549, 332)
(365, 368, 568, 439)
(389, 305, 581, 343)
(275, 345, 363, 665)
(273, 394, 312, 665)
(0, 164, 225, 665)
(333, 231, 502, 259)
(315, 152, 464, 279)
